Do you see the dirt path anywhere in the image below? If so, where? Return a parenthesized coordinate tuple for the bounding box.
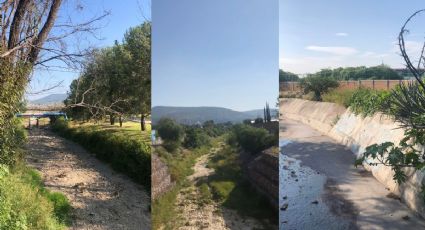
(25, 129, 151, 230)
(280, 118, 425, 230)
(176, 146, 263, 230)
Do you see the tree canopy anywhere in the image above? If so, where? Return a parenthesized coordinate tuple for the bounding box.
(65, 22, 151, 130)
(279, 70, 300, 82)
(300, 75, 339, 101)
(313, 65, 402, 80)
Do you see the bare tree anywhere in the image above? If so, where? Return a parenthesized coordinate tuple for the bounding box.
(0, 0, 109, 68)
(398, 9, 425, 87)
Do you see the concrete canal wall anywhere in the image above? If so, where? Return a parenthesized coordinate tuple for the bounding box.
(280, 98, 425, 217)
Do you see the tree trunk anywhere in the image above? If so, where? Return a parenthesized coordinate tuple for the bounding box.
(141, 114, 146, 131)
(110, 114, 115, 125)
(119, 115, 122, 127)
(28, 0, 63, 64)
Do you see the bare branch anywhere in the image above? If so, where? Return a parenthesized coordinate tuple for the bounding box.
(398, 9, 425, 89)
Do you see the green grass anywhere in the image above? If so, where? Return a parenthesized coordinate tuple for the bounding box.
(69, 121, 151, 143)
(51, 119, 151, 189)
(207, 140, 277, 226)
(0, 164, 71, 229)
(155, 145, 210, 184)
(152, 142, 213, 230)
(152, 185, 181, 230)
(17, 166, 72, 226)
(209, 181, 235, 201)
(322, 88, 357, 107)
(198, 183, 213, 206)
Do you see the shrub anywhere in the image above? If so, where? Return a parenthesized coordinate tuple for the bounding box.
(0, 118, 27, 166)
(348, 88, 390, 117)
(322, 89, 357, 107)
(183, 127, 210, 149)
(51, 119, 151, 190)
(0, 61, 30, 167)
(162, 141, 180, 153)
(299, 75, 339, 101)
(156, 118, 184, 142)
(210, 181, 235, 202)
(0, 165, 67, 230)
(198, 183, 213, 205)
(231, 124, 276, 154)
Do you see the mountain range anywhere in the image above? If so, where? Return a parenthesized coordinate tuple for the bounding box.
(29, 93, 67, 105)
(152, 106, 278, 125)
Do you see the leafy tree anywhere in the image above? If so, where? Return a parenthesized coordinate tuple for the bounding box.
(314, 65, 402, 81)
(156, 118, 184, 152)
(243, 119, 251, 125)
(254, 118, 264, 124)
(279, 70, 299, 82)
(183, 127, 210, 149)
(263, 102, 272, 122)
(300, 75, 339, 101)
(123, 22, 151, 131)
(232, 124, 276, 154)
(64, 22, 151, 131)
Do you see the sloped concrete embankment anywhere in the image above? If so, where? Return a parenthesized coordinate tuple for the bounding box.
(280, 98, 425, 217)
(245, 149, 279, 210)
(151, 154, 174, 199)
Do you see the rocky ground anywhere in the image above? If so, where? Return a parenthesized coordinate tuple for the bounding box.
(26, 128, 151, 230)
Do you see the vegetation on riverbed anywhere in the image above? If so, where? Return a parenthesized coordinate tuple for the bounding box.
(207, 137, 277, 225)
(51, 118, 151, 189)
(0, 121, 71, 230)
(0, 164, 71, 230)
(152, 118, 278, 229)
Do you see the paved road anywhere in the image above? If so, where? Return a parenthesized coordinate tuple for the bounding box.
(280, 118, 425, 230)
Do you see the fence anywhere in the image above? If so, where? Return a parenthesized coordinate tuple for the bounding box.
(280, 79, 416, 92)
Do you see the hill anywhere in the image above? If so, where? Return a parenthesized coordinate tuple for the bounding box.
(152, 106, 278, 125)
(30, 93, 67, 105)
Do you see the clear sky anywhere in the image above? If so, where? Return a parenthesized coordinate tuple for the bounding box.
(26, 0, 150, 100)
(152, 0, 278, 111)
(280, 1, 425, 74)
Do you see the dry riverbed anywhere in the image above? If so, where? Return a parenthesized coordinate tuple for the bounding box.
(176, 147, 264, 230)
(25, 128, 151, 230)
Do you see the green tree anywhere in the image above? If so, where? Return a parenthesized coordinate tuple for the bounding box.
(156, 118, 184, 152)
(183, 127, 210, 149)
(123, 22, 151, 131)
(300, 75, 339, 101)
(279, 70, 299, 82)
(232, 124, 276, 154)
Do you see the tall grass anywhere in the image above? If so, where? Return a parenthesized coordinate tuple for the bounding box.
(322, 88, 357, 107)
(152, 143, 211, 229)
(0, 164, 71, 229)
(207, 143, 277, 225)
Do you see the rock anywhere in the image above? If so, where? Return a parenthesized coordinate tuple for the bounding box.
(280, 203, 288, 211)
(311, 200, 319, 204)
(402, 215, 410, 221)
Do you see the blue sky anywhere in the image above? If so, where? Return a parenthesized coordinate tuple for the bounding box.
(280, 1, 425, 74)
(152, 0, 278, 111)
(27, 0, 150, 100)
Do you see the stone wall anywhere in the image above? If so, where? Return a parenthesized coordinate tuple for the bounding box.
(151, 153, 174, 199)
(280, 98, 425, 217)
(246, 148, 279, 210)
